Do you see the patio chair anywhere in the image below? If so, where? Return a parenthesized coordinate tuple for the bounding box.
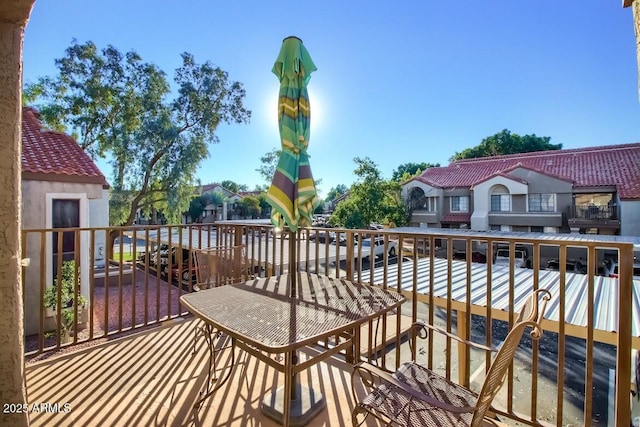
(193, 245, 248, 291)
(351, 288, 552, 427)
(191, 245, 251, 353)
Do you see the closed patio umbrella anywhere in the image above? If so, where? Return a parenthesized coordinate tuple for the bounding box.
(262, 36, 324, 426)
(265, 35, 320, 295)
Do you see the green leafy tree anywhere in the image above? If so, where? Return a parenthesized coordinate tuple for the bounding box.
(220, 180, 248, 193)
(325, 184, 348, 202)
(256, 148, 322, 190)
(451, 129, 561, 161)
(237, 196, 261, 219)
(24, 40, 250, 226)
(329, 157, 408, 229)
(256, 147, 281, 184)
(187, 195, 209, 223)
(257, 192, 271, 218)
(391, 162, 440, 182)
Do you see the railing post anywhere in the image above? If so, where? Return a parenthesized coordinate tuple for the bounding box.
(345, 230, 354, 281)
(616, 242, 633, 426)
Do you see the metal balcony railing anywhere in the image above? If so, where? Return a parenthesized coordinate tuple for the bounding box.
(21, 223, 637, 426)
(571, 204, 618, 221)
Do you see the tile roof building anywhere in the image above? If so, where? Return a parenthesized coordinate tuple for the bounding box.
(402, 143, 640, 237)
(20, 106, 110, 336)
(22, 107, 109, 187)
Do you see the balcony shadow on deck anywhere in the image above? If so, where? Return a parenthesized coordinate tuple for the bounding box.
(25, 316, 362, 426)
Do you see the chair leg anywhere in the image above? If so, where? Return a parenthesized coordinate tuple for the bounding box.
(352, 405, 369, 427)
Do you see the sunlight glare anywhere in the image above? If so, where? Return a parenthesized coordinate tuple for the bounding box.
(262, 87, 324, 144)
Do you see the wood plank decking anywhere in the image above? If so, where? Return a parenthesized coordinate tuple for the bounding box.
(25, 316, 369, 426)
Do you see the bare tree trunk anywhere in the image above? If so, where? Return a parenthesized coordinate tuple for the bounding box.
(0, 2, 36, 426)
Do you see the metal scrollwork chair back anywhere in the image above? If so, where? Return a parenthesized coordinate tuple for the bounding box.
(193, 245, 248, 291)
(191, 245, 251, 353)
(351, 289, 552, 427)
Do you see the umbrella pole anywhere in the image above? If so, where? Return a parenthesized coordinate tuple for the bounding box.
(289, 229, 297, 297)
(288, 228, 298, 401)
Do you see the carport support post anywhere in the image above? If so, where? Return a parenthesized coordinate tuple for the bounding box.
(615, 243, 633, 426)
(457, 309, 470, 386)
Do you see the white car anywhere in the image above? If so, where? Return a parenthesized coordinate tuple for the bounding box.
(494, 248, 529, 269)
(358, 237, 397, 259)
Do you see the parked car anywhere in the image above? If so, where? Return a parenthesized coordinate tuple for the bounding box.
(167, 248, 197, 283)
(358, 237, 397, 259)
(332, 234, 350, 246)
(601, 258, 640, 280)
(494, 247, 530, 269)
(138, 244, 169, 266)
(309, 230, 335, 243)
(453, 251, 487, 264)
(546, 259, 587, 274)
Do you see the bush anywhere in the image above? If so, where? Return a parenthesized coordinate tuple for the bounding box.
(44, 260, 87, 337)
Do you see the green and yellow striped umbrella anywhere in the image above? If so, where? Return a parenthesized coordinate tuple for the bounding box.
(266, 36, 320, 232)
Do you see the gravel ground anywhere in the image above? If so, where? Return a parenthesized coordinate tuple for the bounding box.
(25, 268, 186, 362)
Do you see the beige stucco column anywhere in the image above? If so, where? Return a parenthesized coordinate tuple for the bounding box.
(0, 1, 35, 426)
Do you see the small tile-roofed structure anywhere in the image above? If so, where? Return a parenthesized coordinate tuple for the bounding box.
(21, 107, 109, 187)
(410, 143, 640, 199)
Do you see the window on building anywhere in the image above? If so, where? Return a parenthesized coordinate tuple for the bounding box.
(530, 226, 543, 233)
(529, 193, 555, 212)
(445, 223, 468, 229)
(490, 194, 510, 212)
(425, 197, 438, 211)
(450, 196, 469, 212)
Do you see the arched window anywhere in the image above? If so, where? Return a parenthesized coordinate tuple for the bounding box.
(409, 187, 426, 210)
(490, 184, 511, 212)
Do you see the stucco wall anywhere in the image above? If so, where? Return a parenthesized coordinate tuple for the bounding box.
(403, 182, 443, 226)
(471, 176, 527, 230)
(89, 188, 110, 268)
(0, 3, 36, 424)
(620, 200, 640, 237)
(22, 179, 107, 336)
(472, 169, 574, 231)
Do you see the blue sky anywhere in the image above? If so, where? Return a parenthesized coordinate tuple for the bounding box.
(22, 1, 640, 197)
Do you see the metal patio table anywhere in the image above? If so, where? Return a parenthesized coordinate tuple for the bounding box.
(180, 272, 406, 427)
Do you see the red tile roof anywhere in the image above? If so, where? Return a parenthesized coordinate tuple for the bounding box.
(412, 143, 640, 200)
(21, 107, 109, 187)
(198, 183, 239, 197)
(440, 213, 471, 223)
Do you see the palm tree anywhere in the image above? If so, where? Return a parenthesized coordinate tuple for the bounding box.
(206, 191, 225, 221)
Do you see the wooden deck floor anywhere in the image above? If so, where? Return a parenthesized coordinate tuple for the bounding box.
(24, 316, 384, 427)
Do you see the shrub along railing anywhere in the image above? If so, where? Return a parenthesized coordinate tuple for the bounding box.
(21, 222, 637, 425)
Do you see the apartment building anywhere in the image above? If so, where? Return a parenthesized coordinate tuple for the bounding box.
(402, 143, 640, 237)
